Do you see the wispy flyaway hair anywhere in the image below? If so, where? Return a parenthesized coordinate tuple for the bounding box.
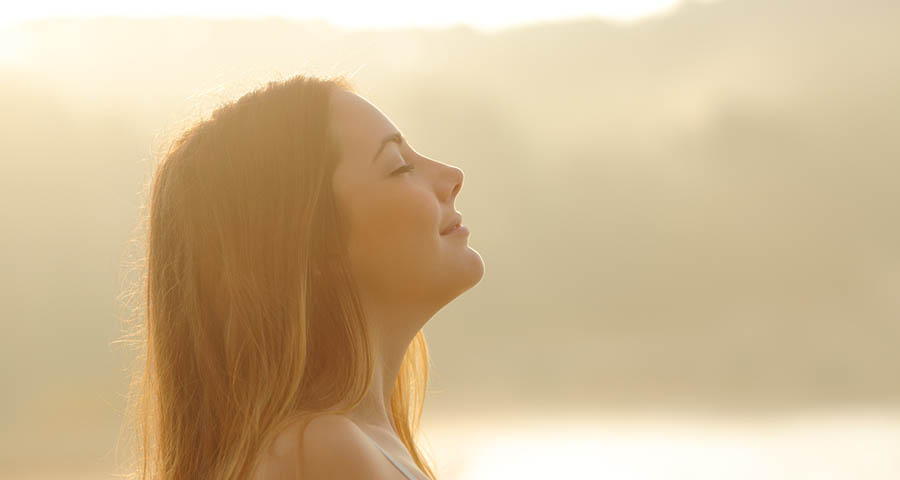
(117, 73, 436, 480)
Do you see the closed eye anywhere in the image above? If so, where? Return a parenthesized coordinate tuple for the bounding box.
(391, 163, 416, 176)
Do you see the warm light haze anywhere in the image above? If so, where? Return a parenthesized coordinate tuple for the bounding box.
(0, 0, 701, 32)
(2, 0, 898, 479)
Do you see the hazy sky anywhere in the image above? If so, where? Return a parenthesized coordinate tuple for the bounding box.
(0, 0, 712, 32)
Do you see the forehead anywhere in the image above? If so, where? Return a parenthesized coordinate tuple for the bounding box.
(329, 89, 399, 168)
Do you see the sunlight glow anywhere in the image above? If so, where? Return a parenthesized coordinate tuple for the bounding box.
(0, 0, 704, 33)
(425, 411, 900, 480)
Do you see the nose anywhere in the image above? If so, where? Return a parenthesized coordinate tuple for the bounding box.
(442, 165, 464, 204)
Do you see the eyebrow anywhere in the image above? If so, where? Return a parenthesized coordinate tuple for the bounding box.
(371, 132, 404, 165)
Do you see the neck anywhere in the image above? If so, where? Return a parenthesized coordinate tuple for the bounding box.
(343, 298, 431, 435)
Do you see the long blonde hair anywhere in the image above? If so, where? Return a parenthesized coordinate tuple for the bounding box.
(117, 73, 436, 479)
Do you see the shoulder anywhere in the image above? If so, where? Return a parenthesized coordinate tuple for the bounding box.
(251, 413, 382, 480)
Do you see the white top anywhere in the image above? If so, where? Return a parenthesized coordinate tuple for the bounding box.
(358, 429, 424, 480)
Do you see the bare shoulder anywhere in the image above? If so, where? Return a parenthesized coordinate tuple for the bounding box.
(252, 414, 384, 480)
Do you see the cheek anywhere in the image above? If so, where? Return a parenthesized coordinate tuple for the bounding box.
(349, 186, 438, 274)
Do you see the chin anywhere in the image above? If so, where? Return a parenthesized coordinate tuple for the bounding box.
(454, 247, 486, 292)
(424, 248, 485, 307)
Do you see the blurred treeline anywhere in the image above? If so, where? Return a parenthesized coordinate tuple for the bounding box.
(1, 0, 898, 473)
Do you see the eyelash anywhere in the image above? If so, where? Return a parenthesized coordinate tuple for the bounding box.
(391, 163, 416, 176)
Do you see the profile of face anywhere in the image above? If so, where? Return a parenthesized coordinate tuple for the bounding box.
(329, 89, 484, 317)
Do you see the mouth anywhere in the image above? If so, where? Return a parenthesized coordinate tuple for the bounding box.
(440, 214, 463, 235)
(441, 222, 463, 235)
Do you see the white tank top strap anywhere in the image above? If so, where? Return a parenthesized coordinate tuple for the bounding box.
(359, 430, 422, 480)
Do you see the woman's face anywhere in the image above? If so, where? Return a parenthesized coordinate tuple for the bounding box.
(328, 89, 484, 313)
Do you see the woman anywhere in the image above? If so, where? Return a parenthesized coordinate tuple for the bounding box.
(121, 73, 485, 479)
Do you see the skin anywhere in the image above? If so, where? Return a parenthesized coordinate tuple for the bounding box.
(251, 90, 483, 479)
(327, 89, 484, 476)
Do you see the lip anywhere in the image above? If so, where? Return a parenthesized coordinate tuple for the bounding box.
(440, 214, 463, 235)
(441, 223, 469, 236)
